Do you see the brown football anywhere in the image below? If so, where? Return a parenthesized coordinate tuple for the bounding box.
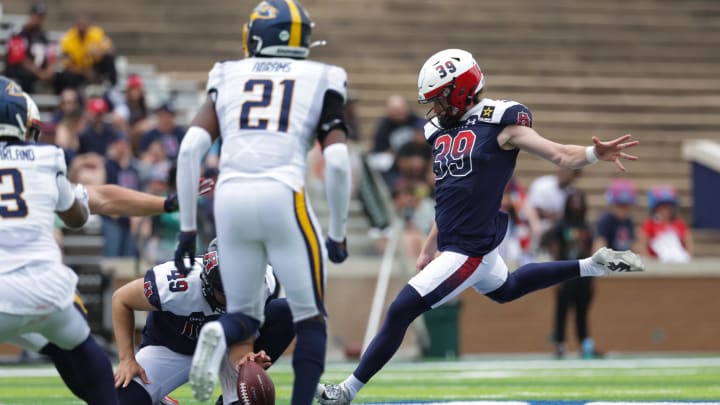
(237, 360, 275, 405)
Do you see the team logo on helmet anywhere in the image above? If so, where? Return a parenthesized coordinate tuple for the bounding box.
(251, 1, 278, 20)
(5, 81, 23, 97)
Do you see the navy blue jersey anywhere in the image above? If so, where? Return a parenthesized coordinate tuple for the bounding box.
(595, 211, 636, 251)
(425, 99, 532, 257)
(140, 259, 277, 355)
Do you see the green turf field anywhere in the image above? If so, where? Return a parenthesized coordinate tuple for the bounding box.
(1, 356, 719, 404)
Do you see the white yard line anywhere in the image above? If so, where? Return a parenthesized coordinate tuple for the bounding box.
(0, 366, 59, 377)
(325, 356, 720, 372)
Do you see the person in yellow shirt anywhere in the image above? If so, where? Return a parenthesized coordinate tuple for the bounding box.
(57, 15, 117, 92)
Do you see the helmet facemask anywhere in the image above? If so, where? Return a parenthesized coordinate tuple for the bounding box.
(23, 92, 41, 143)
(419, 80, 472, 129)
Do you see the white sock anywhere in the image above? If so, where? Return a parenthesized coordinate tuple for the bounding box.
(342, 374, 365, 400)
(579, 257, 606, 277)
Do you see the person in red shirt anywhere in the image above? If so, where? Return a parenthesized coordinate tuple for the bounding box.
(4, 3, 57, 92)
(639, 185, 693, 262)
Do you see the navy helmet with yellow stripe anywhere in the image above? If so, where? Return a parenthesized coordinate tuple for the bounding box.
(0, 76, 41, 142)
(243, 0, 313, 59)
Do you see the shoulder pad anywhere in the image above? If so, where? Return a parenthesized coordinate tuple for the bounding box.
(206, 61, 226, 95)
(54, 147, 67, 176)
(325, 65, 348, 102)
(423, 119, 441, 141)
(148, 259, 206, 315)
(473, 98, 533, 128)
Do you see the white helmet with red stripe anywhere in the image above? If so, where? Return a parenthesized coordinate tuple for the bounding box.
(417, 49, 485, 128)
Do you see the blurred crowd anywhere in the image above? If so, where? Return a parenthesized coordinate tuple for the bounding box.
(6, 3, 693, 269)
(5, 3, 219, 263)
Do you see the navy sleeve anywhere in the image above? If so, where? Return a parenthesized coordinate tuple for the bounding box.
(316, 90, 347, 144)
(500, 103, 533, 128)
(143, 269, 162, 310)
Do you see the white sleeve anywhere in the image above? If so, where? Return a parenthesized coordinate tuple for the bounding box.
(325, 65, 348, 102)
(54, 147, 67, 176)
(55, 176, 76, 212)
(177, 126, 213, 231)
(206, 62, 223, 100)
(323, 143, 352, 241)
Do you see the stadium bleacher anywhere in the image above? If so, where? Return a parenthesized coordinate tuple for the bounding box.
(0, 0, 719, 358)
(3, 0, 719, 226)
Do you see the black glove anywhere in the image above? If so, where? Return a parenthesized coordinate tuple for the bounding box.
(325, 237, 348, 264)
(174, 231, 197, 275)
(163, 193, 178, 212)
(164, 176, 216, 213)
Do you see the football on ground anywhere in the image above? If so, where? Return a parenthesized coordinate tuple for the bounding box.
(237, 360, 275, 405)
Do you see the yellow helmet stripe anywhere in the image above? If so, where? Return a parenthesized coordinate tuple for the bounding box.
(284, 0, 302, 47)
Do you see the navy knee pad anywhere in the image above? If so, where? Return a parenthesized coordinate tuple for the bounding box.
(117, 380, 152, 405)
(219, 312, 260, 345)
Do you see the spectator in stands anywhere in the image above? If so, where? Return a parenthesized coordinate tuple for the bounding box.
(391, 177, 435, 259)
(638, 185, 693, 263)
(56, 15, 117, 92)
(141, 165, 178, 263)
(102, 134, 141, 257)
(52, 87, 84, 124)
(138, 101, 185, 161)
(498, 176, 538, 266)
(526, 168, 581, 243)
(4, 3, 56, 92)
(546, 190, 600, 359)
(595, 178, 638, 252)
(123, 73, 152, 147)
(68, 152, 106, 186)
(53, 88, 86, 165)
(368, 94, 424, 174)
(78, 96, 121, 156)
(387, 130, 435, 258)
(137, 138, 172, 190)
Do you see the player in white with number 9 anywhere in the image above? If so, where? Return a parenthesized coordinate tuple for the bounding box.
(173, 1, 352, 404)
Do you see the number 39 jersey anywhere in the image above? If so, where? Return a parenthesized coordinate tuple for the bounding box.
(424, 98, 532, 257)
(0, 142, 70, 274)
(141, 259, 277, 355)
(207, 57, 347, 191)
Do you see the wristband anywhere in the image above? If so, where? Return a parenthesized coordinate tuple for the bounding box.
(585, 146, 599, 164)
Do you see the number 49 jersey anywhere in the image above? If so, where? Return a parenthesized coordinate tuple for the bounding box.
(207, 57, 347, 191)
(141, 259, 277, 355)
(424, 98, 532, 257)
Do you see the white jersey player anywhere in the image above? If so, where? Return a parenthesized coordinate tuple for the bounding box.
(0, 81, 118, 404)
(174, 1, 353, 404)
(113, 239, 292, 405)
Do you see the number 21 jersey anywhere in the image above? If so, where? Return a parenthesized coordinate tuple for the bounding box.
(208, 58, 348, 191)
